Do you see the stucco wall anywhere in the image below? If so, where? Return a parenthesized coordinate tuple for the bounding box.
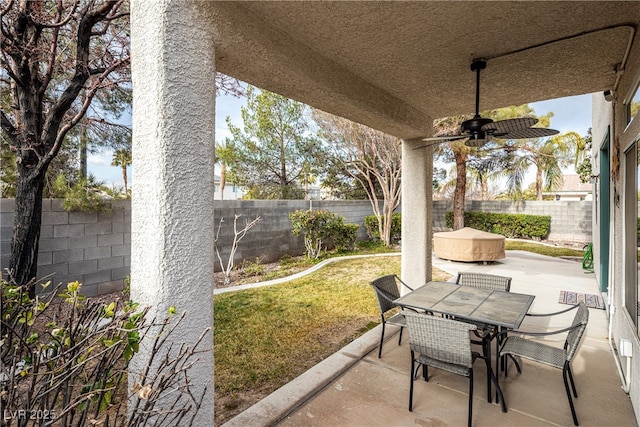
(592, 81, 640, 425)
(2, 198, 596, 297)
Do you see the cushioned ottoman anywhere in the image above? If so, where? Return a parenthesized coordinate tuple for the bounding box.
(434, 227, 505, 262)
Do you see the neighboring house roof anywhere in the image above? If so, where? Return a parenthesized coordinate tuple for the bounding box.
(542, 174, 592, 201)
(544, 174, 592, 195)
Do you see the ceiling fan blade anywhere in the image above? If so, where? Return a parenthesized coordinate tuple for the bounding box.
(482, 117, 538, 134)
(421, 135, 468, 142)
(413, 135, 468, 150)
(493, 127, 560, 140)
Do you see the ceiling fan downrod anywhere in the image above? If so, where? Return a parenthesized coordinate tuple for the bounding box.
(470, 59, 487, 117)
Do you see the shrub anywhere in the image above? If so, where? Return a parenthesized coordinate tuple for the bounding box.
(364, 213, 401, 242)
(330, 222, 360, 252)
(445, 211, 551, 239)
(289, 210, 359, 258)
(0, 278, 207, 426)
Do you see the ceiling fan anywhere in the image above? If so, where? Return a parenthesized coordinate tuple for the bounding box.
(421, 59, 559, 147)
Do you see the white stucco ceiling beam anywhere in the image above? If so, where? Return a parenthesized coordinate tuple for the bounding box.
(205, 2, 434, 140)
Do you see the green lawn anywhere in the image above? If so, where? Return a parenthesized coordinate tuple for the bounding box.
(505, 240, 584, 257)
(213, 256, 451, 423)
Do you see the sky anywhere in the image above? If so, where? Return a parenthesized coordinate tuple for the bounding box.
(88, 92, 594, 189)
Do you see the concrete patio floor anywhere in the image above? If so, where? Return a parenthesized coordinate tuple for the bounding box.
(223, 250, 638, 427)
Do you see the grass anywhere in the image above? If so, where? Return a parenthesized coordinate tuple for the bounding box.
(237, 240, 401, 284)
(505, 240, 585, 257)
(213, 255, 451, 423)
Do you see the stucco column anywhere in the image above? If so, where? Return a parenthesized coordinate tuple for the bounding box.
(130, 1, 214, 424)
(401, 138, 433, 291)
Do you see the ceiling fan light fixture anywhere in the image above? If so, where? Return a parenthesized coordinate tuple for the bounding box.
(465, 133, 489, 147)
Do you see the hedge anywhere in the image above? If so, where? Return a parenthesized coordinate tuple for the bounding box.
(445, 210, 551, 239)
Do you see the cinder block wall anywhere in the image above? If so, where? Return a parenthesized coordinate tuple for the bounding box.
(213, 199, 376, 267)
(1, 199, 131, 296)
(432, 200, 593, 242)
(1, 199, 377, 295)
(2, 198, 594, 296)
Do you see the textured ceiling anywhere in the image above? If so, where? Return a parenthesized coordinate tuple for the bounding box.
(204, 1, 640, 139)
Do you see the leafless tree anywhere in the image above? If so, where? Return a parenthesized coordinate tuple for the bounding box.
(214, 214, 262, 286)
(314, 111, 401, 246)
(1, 0, 131, 290)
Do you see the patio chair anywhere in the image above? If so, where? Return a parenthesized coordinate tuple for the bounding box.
(456, 272, 512, 347)
(370, 274, 415, 358)
(455, 272, 512, 291)
(499, 302, 589, 426)
(404, 312, 505, 427)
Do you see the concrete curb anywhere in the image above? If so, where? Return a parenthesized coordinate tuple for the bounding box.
(214, 252, 401, 295)
(221, 324, 398, 427)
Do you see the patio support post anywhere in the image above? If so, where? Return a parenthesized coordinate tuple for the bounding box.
(401, 138, 434, 291)
(130, 0, 215, 424)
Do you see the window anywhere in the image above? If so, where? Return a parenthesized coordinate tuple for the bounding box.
(626, 78, 640, 126)
(623, 141, 639, 331)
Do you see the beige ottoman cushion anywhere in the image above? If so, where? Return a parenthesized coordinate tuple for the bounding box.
(434, 227, 505, 262)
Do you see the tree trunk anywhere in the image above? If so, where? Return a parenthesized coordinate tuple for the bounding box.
(453, 151, 467, 230)
(80, 126, 88, 179)
(220, 162, 226, 200)
(481, 178, 488, 200)
(122, 165, 128, 193)
(536, 168, 543, 200)
(9, 167, 46, 295)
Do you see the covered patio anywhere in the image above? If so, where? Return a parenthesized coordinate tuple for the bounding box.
(129, 2, 640, 425)
(224, 251, 636, 426)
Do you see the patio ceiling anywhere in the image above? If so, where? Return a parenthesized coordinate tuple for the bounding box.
(205, 1, 640, 140)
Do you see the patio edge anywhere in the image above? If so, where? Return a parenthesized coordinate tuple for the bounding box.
(220, 324, 399, 427)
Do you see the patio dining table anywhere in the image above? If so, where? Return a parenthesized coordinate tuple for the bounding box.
(394, 281, 535, 406)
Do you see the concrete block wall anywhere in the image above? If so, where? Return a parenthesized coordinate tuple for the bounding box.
(213, 200, 376, 268)
(433, 200, 593, 243)
(2, 198, 594, 296)
(1, 199, 131, 296)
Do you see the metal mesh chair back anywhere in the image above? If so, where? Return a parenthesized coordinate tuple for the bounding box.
(370, 275, 401, 314)
(565, 303, 589, 362)
(404, 312, 477, 369)
(456, 272, 512, 292)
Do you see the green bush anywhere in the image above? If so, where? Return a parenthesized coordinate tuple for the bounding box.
(364, 213, 401, 242)
(52, 173, 113, 213)
(289, 210, 359, 258)
(331, 222, 360, 252)
(445, 210, 551, 239)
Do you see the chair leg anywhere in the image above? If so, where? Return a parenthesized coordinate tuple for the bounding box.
(563, 365, 579, 426)
(378, 320, 386, 358)
(409, 352, 415, 411)
(398, 326, 404, 345)
(567, 364, 578, 398)
(503, 353, 521, 377)
(468, 369, 473, 427)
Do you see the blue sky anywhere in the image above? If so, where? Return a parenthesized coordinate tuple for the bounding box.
(88, 92, 593, 188)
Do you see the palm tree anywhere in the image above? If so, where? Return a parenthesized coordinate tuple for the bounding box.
(467, 150, 513, 200)
(433, 115, 474, 230)
(111, 149, 132, 194)
(215, 138, 237, 200)
(506, 132, 583, 200)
